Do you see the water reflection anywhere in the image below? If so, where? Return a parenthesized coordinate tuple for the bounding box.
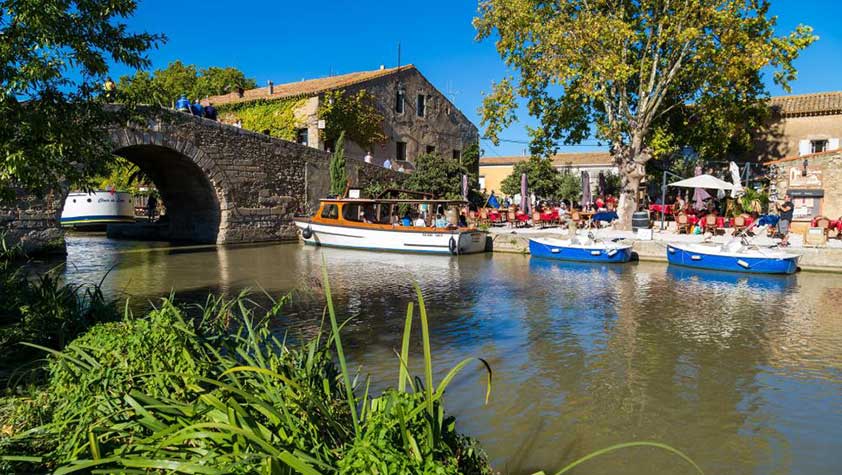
(59, 236, 842, 475)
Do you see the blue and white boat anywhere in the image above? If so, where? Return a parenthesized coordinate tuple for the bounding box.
(666, 241, 799, 275)
(529, 235, 633, 263)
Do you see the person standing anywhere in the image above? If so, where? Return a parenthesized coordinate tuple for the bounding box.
(777, 192, 794, 247)
(383, 158, 392, 170)
(103, 77, 116, 100)
(204, 102, 218, 121)
(146, 194, 158, 222)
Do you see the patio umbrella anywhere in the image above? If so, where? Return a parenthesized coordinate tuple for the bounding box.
(691, 166, 711, 211)
(729, 161, 744, 198)
(598, 171, 606, 197)
(520, 173, 529, 214)
(461, 174, 468, 201)
(669, 174, 735, 190)
(580, 171, 591, 208)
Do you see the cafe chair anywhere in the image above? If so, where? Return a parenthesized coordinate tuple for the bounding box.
(732, 215, 748, 234)
(676, 213, 690, 234)
(532, 211, 543, 229)
(815, 216, 831, 239)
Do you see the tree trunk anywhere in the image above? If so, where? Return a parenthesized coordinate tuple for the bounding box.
(614, 145, 649, 230)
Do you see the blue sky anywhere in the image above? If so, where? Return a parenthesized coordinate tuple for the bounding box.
(112, 0, 842, 157)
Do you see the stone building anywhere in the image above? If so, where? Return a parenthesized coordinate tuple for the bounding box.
(754, 91, 842, 161)
(205, 65, 479, 169)
(766, 150, 842, 233)
(479, 152, 616, 196)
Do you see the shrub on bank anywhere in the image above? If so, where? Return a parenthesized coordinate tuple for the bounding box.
(0, 275, 494, 474)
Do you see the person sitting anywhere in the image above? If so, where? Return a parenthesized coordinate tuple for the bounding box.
(204, 102, 218, 121)
(488, 190, 500, 209)
(434, 214, 447, 228)
(400, 213, 412, 227)
(190, 99, 204, 117)
(175, 94, 191, 112)
(458, 212, 468, 228)
(413, 215, 426, 227)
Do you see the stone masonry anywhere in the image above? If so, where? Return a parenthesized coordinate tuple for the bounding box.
(1, 107, 404, 253)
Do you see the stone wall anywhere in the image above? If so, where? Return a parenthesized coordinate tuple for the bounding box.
(1, 108, 404, 253)
(0, 188, 65, 255)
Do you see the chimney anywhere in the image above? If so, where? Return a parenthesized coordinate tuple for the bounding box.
(268, 80, 274, 95)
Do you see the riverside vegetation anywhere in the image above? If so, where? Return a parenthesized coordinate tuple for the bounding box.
(0, 244, 701, 474)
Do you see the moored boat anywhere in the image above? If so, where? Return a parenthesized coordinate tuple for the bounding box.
(61, 191, 135, 230)
(529, 235, 633, 263)
(666, 241, 799, 274)
(293, 192, 487, 255)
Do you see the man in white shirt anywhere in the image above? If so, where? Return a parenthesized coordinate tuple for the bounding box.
(364, 151, 373, 164)
(413, 215, 426, 227)
(383, 158, 392, 170)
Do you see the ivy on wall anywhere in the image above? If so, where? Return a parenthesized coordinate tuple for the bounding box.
(319, 89, 387, 151)
(216, 98, 306, 141)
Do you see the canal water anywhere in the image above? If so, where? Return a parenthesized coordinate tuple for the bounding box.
(61, 235, 841, 475)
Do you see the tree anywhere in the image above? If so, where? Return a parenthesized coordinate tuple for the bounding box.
(558, 172, 582, 204)
(118, 61, 256, 107)
(475, 0, 816, 228)
(0, 0, 163, 198)
(404, 154, 475, 200)
(329, 131, 347, 196)
(499, 156, 562, 198)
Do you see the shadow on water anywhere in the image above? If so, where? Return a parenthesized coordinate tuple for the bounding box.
(55, 236, 842, 475)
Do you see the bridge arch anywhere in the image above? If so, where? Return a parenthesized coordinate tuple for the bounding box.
(109, 128, 232, 243)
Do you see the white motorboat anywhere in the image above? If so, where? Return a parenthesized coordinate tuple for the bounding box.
(61, 191, 135, 229)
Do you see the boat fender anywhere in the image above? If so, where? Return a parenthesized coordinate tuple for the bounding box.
(737, 259, 750, 269)
(301, 226, 313, 239)
(449, 236, 458, 255)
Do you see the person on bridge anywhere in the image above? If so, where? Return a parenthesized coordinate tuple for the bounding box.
(191, 100, 205, 117)
(364, 151, 373, 164)
(176, 95, 191, 112)
(383, 158, 392, 170)
(103, 77, 116, 100)
(204, 102, 218, 121)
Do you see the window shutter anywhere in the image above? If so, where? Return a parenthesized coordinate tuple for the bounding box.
(798, 140, 811, 156)
(828, 138, 840, 151)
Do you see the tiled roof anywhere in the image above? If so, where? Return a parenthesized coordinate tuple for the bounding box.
(769, 91, 842, 117)
(205, 65, 414, 106)
(764, 148, 842, 165)
(480, 152, 614, 167)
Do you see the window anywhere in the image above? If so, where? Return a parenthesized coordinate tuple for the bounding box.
(452, 150, 461, 160)
(396, 141, 407, 161)
(416, 94, 426, 117)
(811, 139, 828, 154)
(296, 128, 308, 146)
(479, 176, 486, 191)
(395, 88, 404, 114)
(342, 203, 362, 222)
(320, 204, 339, 219)
(426, 145, 436, 155)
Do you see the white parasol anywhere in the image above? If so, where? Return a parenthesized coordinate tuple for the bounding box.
(669, 174, 735, 190)
(729, 161, 744, 198)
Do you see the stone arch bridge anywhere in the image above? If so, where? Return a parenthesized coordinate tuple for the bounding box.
(2, 108, 402, 252)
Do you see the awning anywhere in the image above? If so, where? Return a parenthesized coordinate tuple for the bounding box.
(668, 174, 735, 191)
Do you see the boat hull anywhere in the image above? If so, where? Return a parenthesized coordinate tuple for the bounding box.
(294, 221, 487, 255)
(666, 243, 799, 274)
(61, 191, 135, 229)
(529, 238, 633, 263)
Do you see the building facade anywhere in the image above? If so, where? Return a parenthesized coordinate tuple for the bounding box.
(754, 91, 842, 161)
(205, 65, 479, 169)
(479, 152, 616, 197)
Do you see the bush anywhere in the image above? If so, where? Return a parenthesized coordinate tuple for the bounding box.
(1, 279, 493, 474)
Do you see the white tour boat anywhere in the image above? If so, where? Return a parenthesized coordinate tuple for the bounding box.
(61, 191, 135, 230)
(294, 191, 487, 255)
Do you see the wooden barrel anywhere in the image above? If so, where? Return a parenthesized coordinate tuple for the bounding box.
(632, 211, 650, 230)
